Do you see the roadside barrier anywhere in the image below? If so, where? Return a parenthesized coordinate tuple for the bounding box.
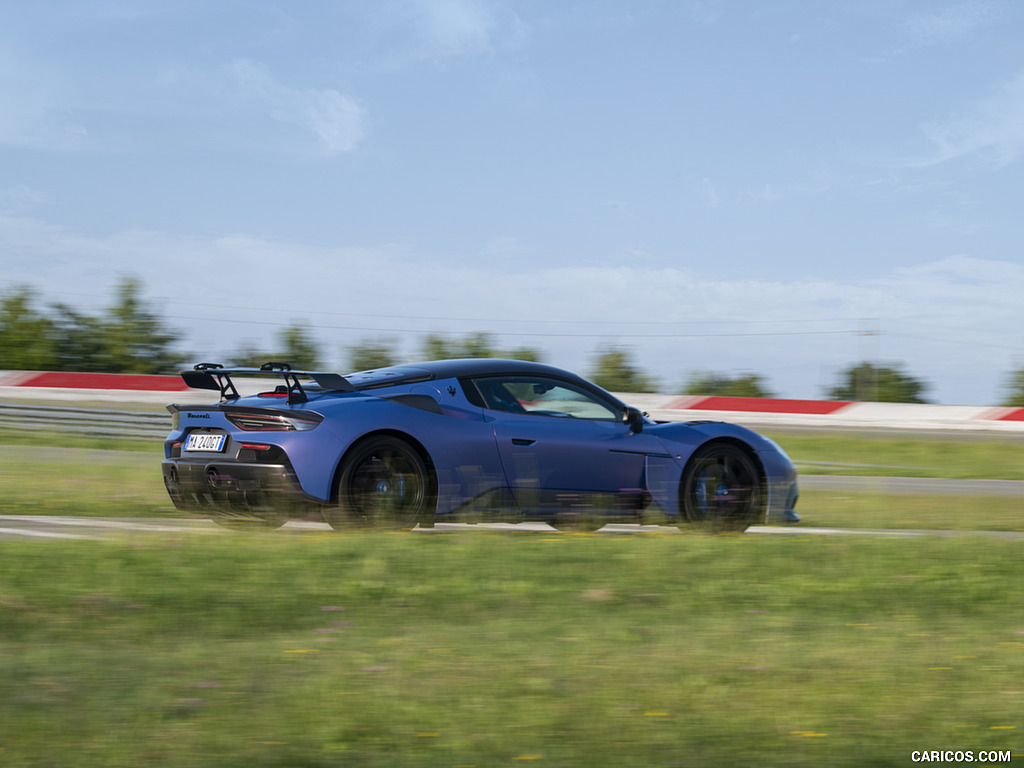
(0, 402, 170, 440)
(2, 370, 1024, 433)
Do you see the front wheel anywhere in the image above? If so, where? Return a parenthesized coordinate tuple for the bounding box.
(327, 436, 435, 530)
(680, 443, 762, 533)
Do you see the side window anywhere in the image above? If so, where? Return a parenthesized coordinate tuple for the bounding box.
(474, 378, 528, 414)
(473, 376, 621, 421)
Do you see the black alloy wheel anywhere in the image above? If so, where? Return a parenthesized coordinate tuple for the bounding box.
(680, 443, 762, 532)
(330, 435, 434, 529)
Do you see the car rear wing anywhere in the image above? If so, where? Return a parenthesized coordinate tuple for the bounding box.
(181, 362, 355, 404)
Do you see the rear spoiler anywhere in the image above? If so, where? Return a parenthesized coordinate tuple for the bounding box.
(180, 362, 355, 405)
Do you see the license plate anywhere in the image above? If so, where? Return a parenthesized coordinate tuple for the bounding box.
(184, 433, 227, 452)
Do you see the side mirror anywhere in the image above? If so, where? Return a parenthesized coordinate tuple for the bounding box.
(623, 406, 644, 433)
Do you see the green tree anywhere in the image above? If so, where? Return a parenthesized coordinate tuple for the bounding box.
(418, 332, 542, 362)
(1, 279, 184, 373)
(827, 362, 929, 403)
(589, 346, 657, 393)
(1001, 368, 1024, 407)
(0, 286, 57, 369)
(279, 323, 320, 369)
(683, 371, 774, 398)
(226, 341, 268, 369)
(95, 277, 184, 373)
(229, 324, 321, 369)
(505, 345, 544, 363)
(346, 337, 399, 371)
(51, 305, 107, 371)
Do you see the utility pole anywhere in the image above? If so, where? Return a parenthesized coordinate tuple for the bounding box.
(856, 320, 881, 401)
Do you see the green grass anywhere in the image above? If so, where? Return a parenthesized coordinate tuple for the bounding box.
(0, 426, 163, 452)
(1, 413, 1022, 765)
(1, 533, 1022, 767)
(798, 489, 1024, 531)
(0, 445, 175, 518)
(767, 431, 1024, 480)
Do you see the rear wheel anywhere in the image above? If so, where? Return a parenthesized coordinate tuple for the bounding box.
(327, 436, 434, 530)
(680, 443, 762, 533)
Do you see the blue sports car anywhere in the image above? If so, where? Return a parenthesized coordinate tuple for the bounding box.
(161, 359, 799, 531)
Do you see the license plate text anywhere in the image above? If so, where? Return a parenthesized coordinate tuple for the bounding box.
(185, 433, 227, 452)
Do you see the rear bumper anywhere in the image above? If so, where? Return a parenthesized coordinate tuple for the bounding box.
(161, 458, 315, 515)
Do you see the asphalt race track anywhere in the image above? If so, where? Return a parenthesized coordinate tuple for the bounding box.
(799, 475, 1024, 496)
(4, 473, 1024, 543)
(4, 503, 1024, 542)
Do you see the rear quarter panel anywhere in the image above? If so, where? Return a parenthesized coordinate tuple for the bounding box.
(310, 392, 507, 510)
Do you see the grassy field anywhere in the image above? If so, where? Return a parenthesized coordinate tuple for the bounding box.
(1, 422, 1023, 764)
(1, 532, 1022, 767)
(768, 430, 1024, 481)
(0, 445, 174, 518)
(801, 489, 1024, 532)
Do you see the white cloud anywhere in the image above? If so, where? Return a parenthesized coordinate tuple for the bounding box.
(414, 0, 498, 56)
(0, 185, 52, 210)
(228, 59, 367, 155)
(688, 1, 724, 26)
(905, 1, 998, 47)
(868, 2, 1000, 64)
(0, 45, 88, 151)
(919, 70, 1024, 167)
(0, 43, 368, 157)
(368, 0, 527, 65)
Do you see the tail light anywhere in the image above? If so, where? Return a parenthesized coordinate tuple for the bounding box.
(224, 409, 323, 432)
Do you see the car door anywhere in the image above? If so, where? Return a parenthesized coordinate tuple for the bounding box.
(470, 375, 663, 515)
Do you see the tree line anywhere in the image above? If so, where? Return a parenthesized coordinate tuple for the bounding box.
(3, 280, 1023, 405)
(1, 279, 182, 374)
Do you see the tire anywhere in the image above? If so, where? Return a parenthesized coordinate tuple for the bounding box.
(679, 443, 762, 533)
(328, 436, 434, 530)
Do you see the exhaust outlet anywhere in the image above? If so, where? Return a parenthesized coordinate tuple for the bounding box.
(207, 467, 224, 489)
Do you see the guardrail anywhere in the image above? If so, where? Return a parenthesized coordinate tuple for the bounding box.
(4, 368, 1024, 433)
(0, 403, 170, 440)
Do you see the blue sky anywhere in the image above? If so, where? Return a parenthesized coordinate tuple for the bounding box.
(2, 0, 1024, 404)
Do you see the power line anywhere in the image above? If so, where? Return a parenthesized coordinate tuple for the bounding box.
(182, 314, 858, 339)
(11, 280, 1020, 350)
(0, 280, 864, 329)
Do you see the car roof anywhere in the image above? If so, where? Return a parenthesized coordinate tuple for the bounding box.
(344, 358, 591, 390)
